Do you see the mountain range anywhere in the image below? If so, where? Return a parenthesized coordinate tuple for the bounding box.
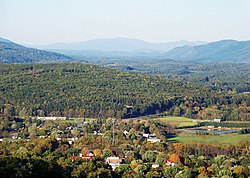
(1, 37, 250, 63)
(34, 37, 206, 52)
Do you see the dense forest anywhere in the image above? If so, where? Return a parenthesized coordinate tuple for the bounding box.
(86, 58, 250, 93)
(0, 63, 249, 120)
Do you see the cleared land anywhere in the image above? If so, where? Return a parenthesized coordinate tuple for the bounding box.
(168, 133, 250, 144)
(155, 116, 198, 127)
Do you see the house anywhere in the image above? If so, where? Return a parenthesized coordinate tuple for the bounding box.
(143, 133, 150, 138)
(70, 152, 94, 159)
(67, 137, 76, 145)
(106, 157, 123, 170)
(152, 164, 159, 168)
(147, 137, 161, 143)
(207, 125, 215, 129)
(213, 119, 222, 122)
(79, 152, 94, 159)
(123, 130, 129, 135)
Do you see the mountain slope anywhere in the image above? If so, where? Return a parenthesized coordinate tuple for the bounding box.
(0, 39, 72, 64)
(0, 37, 15, 44)
(165, 40, 250, 63)
(34, 37, 206, 52)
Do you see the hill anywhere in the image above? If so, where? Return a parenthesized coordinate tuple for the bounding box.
(0, 37, 15, 44)
(164, 40, 250, 63)
(0, 63, 248, 120)
(0, 38, 72, 63)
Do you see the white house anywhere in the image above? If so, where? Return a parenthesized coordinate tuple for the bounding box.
(143, 133, 150, 138)
(152, 164, 160, 168)
(213, 119, 222, 122)
(147, 137, 161, 143)
(123, 130, 129, 135)
(106, 157, 123, 170)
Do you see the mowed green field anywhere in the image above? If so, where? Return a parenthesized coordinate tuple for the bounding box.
(168, 133, 250, 144)
(155, 116, 198, 127)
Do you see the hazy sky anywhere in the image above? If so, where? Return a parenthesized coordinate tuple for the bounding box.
(0, 0, 249, 44)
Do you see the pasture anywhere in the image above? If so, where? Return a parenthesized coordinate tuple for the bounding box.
(155, 116, 198, 127)
(168, 133, 250, 144)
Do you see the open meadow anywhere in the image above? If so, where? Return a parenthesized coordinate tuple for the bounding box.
(168, 133, 250, 144)
(155, 116, 198, 127)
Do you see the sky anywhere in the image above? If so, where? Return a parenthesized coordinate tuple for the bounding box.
(0, 0, 250, 44)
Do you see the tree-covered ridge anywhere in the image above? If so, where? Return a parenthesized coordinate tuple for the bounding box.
(164, 40, 250, 63)
(93, 59, 250, 93)
(0, 41, 72, 63)
(0, 63, 249, 120)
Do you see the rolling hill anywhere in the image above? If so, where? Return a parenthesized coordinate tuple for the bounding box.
(0, 63, 248, 120)
(0, 37, 72, 63)
(164, 40, 250, 63)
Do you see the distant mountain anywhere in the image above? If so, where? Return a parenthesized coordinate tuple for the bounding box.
(46, 49, 165, 58)
(0, 38, 72, 63)
(34, 37, 206, 52)
(164, 40, 250, 63)
(3, 37, 249, 64)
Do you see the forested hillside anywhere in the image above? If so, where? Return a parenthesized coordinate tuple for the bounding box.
(81, 57, 250, 93)
(0, 63, 249, 120)
(0, 40, 72, 63)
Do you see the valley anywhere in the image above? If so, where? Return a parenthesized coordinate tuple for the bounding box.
(0, 38, 249, 178)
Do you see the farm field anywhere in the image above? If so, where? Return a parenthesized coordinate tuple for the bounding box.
(155, 116, 198, 127)
(168, 133, 250, 144)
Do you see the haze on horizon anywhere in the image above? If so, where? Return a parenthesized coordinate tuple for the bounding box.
(0, 0, 250, 45)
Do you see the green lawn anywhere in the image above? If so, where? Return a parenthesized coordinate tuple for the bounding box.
(168, 133, 250, 144)
(155, 116, 198, 127)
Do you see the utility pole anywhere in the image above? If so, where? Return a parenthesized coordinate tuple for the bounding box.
(112, 118, 116, 146)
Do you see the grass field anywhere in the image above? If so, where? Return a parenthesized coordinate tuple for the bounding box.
(155, 116, 198, 127)
(168, 133, 250, 144)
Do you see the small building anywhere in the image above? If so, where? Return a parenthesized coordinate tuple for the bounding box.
(67, 137, 76, 145)
(106, 157, 123, 170)
(143, 133, 150, 138)
(123, 130, 129, 135)
(152, 164, 159, 168)
(207, 125, 215, 129)
(213, 119, 222, 122)
(70, 152, 94, 159)
(147, 137, 161, 143)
